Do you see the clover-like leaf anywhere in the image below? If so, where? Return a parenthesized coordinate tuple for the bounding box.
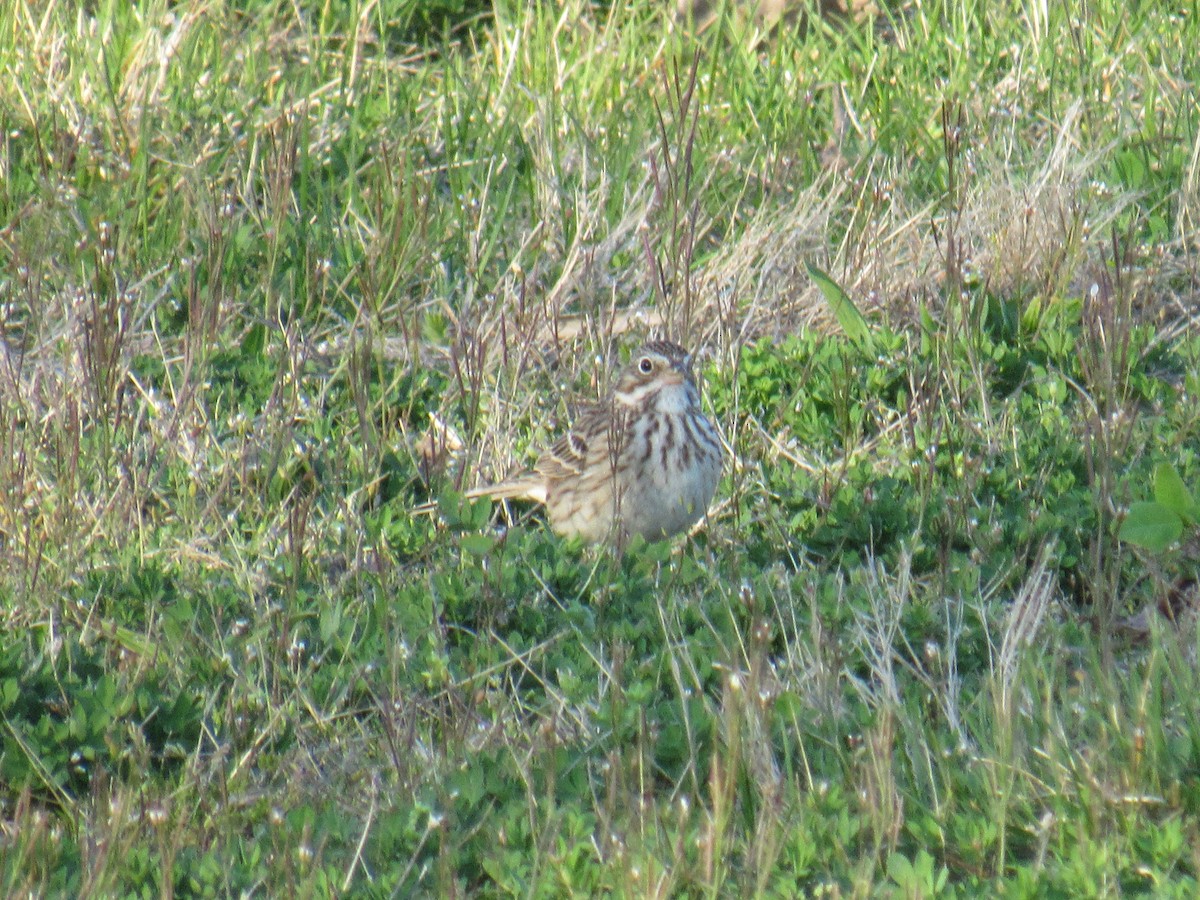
(1119, 501, 1183, 553)
(1153, 463, 1198, 524)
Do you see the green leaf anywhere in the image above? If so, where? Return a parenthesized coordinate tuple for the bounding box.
(886, 852, 915, 886)
(244, 321, 267, 357)
(436, 490, 468, 526)
(460, 533, 497, 557)
(807, 263, 874, 352)
(1119, 501, 1183, 552)
(0, 678, 17, 711)
(1153, 463, 1198, 523)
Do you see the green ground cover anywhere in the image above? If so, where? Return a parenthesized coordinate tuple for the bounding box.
(2, 0, 1200, 894)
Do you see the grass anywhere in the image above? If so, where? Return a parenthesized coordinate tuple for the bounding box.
(2, 0, 1200, 894)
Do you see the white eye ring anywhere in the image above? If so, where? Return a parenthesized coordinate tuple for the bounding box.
(638, 357, 654, 374)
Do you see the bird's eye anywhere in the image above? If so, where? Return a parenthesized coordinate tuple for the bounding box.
(638, 357, 654, 374)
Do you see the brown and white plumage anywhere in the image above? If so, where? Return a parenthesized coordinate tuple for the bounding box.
(472, 340, 723, 543)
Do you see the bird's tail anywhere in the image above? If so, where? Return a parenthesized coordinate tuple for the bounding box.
(465, 477, 547, 504)
(411, 476, 546, 517)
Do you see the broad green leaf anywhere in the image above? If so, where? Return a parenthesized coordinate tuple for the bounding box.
(437, 490, 468, 526)
(1153, 463, 1198, 523)
(886, 852, 915, 886)
(807, 263, 873, 352)
(460, 533, 497, 557)
(1118, 501, 1183, 552)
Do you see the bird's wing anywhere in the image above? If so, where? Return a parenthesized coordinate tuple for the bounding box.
(535, 403, 609, 482)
